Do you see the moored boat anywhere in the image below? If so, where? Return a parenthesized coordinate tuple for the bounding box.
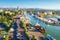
(35, 23, 46, 33)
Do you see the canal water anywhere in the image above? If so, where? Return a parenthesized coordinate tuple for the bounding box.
(24, 13, 60, 40)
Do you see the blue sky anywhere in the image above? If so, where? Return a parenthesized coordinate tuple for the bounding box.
(0, 0, 60, 9)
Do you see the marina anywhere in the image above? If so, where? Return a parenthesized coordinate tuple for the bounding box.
(25, 13, 60, 40)
(0, 0, 60, 40)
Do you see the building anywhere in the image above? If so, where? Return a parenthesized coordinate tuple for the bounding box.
(0, 9, 3, 12)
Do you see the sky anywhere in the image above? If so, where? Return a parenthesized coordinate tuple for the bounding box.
(0, 0, 60, 9)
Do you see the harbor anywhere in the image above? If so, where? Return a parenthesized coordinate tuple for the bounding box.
(0, 0, 60, 40)
(24, 12, 60, 40)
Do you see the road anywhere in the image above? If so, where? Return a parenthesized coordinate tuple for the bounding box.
(9, 15, 28, 40)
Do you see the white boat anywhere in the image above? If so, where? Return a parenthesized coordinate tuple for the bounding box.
(35, 22, 40, 26)
(47, 34, 56, 40)
(32, 14, 34, 16)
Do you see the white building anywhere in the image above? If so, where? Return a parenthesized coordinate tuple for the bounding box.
(0, 9, 3, 12)
(44, 11, 53, 15)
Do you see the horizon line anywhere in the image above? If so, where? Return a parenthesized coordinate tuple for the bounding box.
(0, 7, 60, 10)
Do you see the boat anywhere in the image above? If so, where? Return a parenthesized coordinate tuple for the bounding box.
(35, 22, 40, 26)
(47, 17, 60, 26)
(35, 23, 46, 33)
(47, 34, 56, 40)
(32, 14, 34, 16)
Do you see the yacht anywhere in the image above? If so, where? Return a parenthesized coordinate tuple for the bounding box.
(47, 17, 60, 26)
(35, 23, 46, 33)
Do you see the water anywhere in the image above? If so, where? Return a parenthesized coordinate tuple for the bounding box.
(24, 13, 60, 40)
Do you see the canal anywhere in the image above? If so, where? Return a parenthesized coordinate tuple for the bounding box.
(24, 13, 60, 40)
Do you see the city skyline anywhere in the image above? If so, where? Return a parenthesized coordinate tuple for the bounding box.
(0, 0, 60, 10)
